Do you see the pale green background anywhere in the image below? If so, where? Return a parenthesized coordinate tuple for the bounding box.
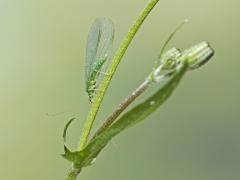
(0, 0, 239, 179)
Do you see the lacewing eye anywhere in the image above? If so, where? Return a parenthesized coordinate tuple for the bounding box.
(85, 18, 115, 102)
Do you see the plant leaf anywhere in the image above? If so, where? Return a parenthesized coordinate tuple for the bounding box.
(63, 118, 76, 143)
(65, 62, 188, 169)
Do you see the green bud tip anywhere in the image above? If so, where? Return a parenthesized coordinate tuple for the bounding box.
(181, 41, 215, 70)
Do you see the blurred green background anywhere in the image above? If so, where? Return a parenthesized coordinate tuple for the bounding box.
(0, 0, 239, 179)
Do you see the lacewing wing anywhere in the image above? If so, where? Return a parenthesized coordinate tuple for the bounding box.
(85, 18, 114, 102)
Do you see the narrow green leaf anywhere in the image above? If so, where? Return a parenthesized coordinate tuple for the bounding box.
(68, 62, 188, 169)
(63, 118, 76, 143)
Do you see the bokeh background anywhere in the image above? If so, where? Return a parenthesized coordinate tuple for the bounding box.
(0, 0, 239, 179)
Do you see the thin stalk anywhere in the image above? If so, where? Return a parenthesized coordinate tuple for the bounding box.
(91, 63, 174, 139)
(92, 79, 151, 139)
(78, 0, 160, 150)
(66, 169, 80, 180)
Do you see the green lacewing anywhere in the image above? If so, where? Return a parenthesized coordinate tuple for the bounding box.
(85, 18, 114, 102)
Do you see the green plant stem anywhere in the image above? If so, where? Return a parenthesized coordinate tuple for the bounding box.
(78, 0, 160, 150)
(66, 169, 80, 180)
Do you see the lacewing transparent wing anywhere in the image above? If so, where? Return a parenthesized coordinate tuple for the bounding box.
(85, 18, 114, 102)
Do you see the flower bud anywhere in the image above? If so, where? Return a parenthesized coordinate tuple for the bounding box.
(180, 41, 214, 70)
